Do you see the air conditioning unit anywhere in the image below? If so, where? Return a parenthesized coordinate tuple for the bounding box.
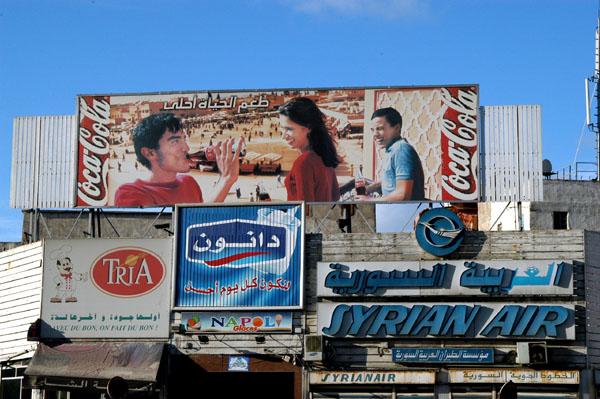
(304, 335, 323, 361)
(517, 342, 547, 364)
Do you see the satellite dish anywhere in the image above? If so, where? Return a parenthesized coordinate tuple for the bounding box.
(542, 159, 553, 177)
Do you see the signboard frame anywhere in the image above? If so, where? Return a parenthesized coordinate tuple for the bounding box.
(172, 202, 305, 310)
(40, 238, 173, 339)
(75, 85, 480, 208)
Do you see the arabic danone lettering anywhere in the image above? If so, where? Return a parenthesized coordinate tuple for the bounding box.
(77, 96, 111, 207)
(183, 276, 291, 297)
(320, 303, 573, 339)
(90, 247, 166, 297)
(440, 87, 478, 201)
(185, 208, 300, 275)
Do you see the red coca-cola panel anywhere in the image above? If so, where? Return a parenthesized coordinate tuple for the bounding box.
(440, 87, 479, 201)
(77, 96, 111, 206)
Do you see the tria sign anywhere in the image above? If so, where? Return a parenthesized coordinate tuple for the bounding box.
(41, 239, 172, 339)
(90, 247, 166, 297)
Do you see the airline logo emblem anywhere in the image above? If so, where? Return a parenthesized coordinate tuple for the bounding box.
(415, 208, 464, 257)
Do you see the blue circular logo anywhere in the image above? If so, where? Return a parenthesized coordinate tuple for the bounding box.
(415, 208, 464, 257)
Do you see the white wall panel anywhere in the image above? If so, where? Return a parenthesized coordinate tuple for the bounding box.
(480, 105, 543, 202)
(11, 116, 76, 209)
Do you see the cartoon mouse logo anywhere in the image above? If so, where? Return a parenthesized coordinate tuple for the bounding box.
(50, 245, 88, 303)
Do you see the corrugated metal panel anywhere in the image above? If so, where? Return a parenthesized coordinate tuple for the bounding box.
(0, 241, 42, 361)
(480, 105, 543, 202)
(10, 115, 76, 209)
(174, 204, 304, 309)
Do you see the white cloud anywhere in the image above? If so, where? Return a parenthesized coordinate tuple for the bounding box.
(278, 0, 428, 20)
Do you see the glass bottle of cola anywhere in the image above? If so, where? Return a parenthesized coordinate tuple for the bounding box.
(355, 167, 366, 196)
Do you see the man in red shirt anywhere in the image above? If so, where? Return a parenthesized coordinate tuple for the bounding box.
(114, 113, 242, 206)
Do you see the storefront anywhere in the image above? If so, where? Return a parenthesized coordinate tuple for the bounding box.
(305, 228, 596, 399)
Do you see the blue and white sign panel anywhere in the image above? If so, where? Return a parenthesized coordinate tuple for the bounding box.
(317, 302, 575, 340)
(393, 348, 494, 363)
(175, 204, 304, 309)
(317, 260, 573, 297)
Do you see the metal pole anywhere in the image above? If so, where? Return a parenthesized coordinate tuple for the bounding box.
(596, 17, 600, 180)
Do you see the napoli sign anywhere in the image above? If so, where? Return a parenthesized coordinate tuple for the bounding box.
(415, 207, 464, 256)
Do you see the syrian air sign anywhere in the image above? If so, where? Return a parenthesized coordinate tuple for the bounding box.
(41, 239, 172, 339)
(317, 260, 573, 297)
(317, 302, 575, 340)
(174, 204, 304, 309)
(75, 85, 479, 207)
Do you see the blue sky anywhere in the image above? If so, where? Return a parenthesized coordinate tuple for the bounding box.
(0, 0, 597, 240)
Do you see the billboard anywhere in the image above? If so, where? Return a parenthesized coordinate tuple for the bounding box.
(174, 203, 304, 309)
(76, 85, 479, 207)
(40, 239, 172, 338)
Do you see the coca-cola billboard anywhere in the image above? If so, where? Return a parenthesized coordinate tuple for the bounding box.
(75, 85, 479, 207)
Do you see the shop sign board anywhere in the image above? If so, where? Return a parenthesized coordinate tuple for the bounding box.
(181, 311, 292, 333)
(309, 371, 436, 385)
(448, 369, 579, 384)
(41, 239, 172, 338)
(174, 204, 303, 309)
(317, 302, 575, 340)
(317, 260, 573, 297)
(393, 348, 493, 363)
(228, 357, 249, 371)
(75, 85, 478, 208)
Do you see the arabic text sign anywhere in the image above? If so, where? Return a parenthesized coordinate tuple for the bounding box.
(392, 348, 493, 363)
(317, 260, 573, 297)
(75, 85, 479, 208)
(448, 369, 579, 384)
(181, 312, 292, 333)
(41, 239, 172, 339)
(317, 302, 575, 339)
(175, 204, 303, 309)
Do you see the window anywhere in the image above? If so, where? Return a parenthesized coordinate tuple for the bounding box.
(553, 211, 568, 230)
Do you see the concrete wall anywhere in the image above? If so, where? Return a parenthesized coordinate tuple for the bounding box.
(531, 180, 600, 230)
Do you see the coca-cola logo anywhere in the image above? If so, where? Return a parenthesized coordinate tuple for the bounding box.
(440, 87, 479, 201)
(90, 247, 166, 297)
(77, 96, 111, 207)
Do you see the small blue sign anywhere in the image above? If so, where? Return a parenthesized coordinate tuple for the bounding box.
(393, 348, 493, 363)
(415, 208, 464, 256)
(228, 356, 249, 371)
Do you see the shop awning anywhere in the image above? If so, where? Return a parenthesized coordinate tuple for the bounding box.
(23, 342, 163, 392)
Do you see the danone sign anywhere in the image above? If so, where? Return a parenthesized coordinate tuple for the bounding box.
(174, 204, 304, 309)
(41, 239, 172, 339)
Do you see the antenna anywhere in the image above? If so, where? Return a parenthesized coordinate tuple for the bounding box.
(586, 77, 591, 126)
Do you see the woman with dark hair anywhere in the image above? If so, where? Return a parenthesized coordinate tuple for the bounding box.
(278, 97, 340, 201)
